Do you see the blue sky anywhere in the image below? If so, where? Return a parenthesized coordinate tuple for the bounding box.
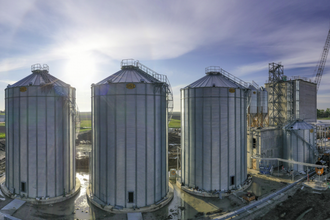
(0, 0, 330, 112)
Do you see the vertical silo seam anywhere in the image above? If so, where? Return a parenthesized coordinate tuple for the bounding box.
(153, 89, 156, 202)
(233, 89, 238, 187)
(219, 90, 221, 189)
(106, 92, 108, 204)
(201, 88, 204, 188)
(54, 95, 57, 197)
(36, 95, 39, 197)
(144, 84, 147, 207)
(45, 94, 48, 196)
(18, 91, 21, 194)
(227, 90, 229, 189)
(188, 89, 190, 187)
(135, 89, 138, 206)
(194, 89, 197, 186)
(114, 86, 117, 205)
(210, 102, 212, 190)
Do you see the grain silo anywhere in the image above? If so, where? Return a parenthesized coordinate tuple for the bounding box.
(181, 66, 248, 192)
(283, 119, 317, 171)
(89, 59, 172, 209)
(4, 64, 77, 200)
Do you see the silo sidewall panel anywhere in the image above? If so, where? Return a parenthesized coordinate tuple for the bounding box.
(55, 95, 64, 196)
(136, 84, 146, 207)
(99, 95, 107, 202)
(195, 90, 203, 188)
(126, 93, 137, 207)
(228, 89, 235, 189)
(28, 91, 37, 197)
(116, 84, 126, 206)
(20, 95, 28, 193)
(203, 88, 211, 190)
(37, 92, 47, 197)
(13, 88, 20, 193)
(46, 96, 56, 197)
(220, 88, 228, 190)
(235, 89, 241, 186)
(154, 94, 161, 202)
(180, 89, 184, 185)
(184, 89, 189, 186)
(189, 89, 195, 187)
(146, 84, 155, 205)
(211, 88, 220, 189)
(107, 90, 116, 205)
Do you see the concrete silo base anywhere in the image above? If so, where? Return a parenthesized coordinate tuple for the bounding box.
(0, 176, 81, 204)
(176, 177, 252, 198)
(86, 182, 174, 213)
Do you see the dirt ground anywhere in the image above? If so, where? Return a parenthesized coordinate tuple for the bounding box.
(252, 184, 330, 220)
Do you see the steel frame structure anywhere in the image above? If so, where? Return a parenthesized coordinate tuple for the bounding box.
(268, 62, 285, 126)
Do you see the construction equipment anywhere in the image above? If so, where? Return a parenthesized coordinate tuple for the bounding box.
(314, 27, 330, 92)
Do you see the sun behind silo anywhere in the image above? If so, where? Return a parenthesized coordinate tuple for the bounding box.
(181, 66, 248, 193)
(88, 59, 173, 210)
(4, 64, 78, 201)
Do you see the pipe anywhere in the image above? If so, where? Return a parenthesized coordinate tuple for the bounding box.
(214, 172, 315, 220)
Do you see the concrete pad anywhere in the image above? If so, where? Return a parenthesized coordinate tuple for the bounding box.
(303, 181, 328, 191)
(0, 199, 25, 216)
(127, 212, 143, 220)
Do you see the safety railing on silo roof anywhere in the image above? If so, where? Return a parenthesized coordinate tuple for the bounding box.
(121, 59, 174, 123)
(205, 66, 249, 88)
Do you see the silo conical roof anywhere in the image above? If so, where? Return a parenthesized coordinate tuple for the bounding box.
(284, 119, 314, 130)
(9, 64, 68, 88)
(185, 66, 246, 88)
(97, 68, 161, 85)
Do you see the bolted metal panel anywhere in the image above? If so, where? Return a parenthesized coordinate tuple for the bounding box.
(5, 66, 76, 199)
(283, 119, 315, 171)
(181, 70, 248, 191)
(91, 64, 169, 208)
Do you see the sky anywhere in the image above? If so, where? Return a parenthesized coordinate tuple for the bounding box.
(0, 0, 330, 112)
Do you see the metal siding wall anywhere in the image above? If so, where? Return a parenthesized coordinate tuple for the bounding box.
(126, 93, 136, 206)
(107, 91, 116, 205)
(55, 96, 63, 196)
(94, 86, 100, 197)
(180, 89, 185, 185)
(20, 95, 28, 191)
(155, 94, 161, 202)
(184, 89, 189, 185)
(228, 89, 235, 188)
(220, 88, 228, 190)
(28, 93, 37, 197)
(146, 85, 155, 205)
(116, 90, 125, 206)
(203, 89, 212, 190)
(99, 96, 107, 202)
(211, 89, 220, 189)
(37, 94, 47, 197)
(236, 90, 241, 185)
(47, 97, 55, 197)
(5, 89, 9, 188)
(195, 90, 203, 188)
(189, 89, 195, 187)
(13, 89, 20, 193)
(136, 84, 146, 207)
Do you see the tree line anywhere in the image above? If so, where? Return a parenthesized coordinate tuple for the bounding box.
(317, 108, 330, 118)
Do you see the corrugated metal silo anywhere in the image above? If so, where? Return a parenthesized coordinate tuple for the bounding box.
(283, 119, 316, 171)
(5, 64, 76, 199)
(181, 66, 248, 191)
(248, 85, 258, 114)
(90, 59, 172, 208)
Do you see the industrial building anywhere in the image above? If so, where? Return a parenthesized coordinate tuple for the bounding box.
(248, 62, 318, 170)
(180, 66, 248, 191)
(89, 59, 173, 209)
(4, 64, 77, 199)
